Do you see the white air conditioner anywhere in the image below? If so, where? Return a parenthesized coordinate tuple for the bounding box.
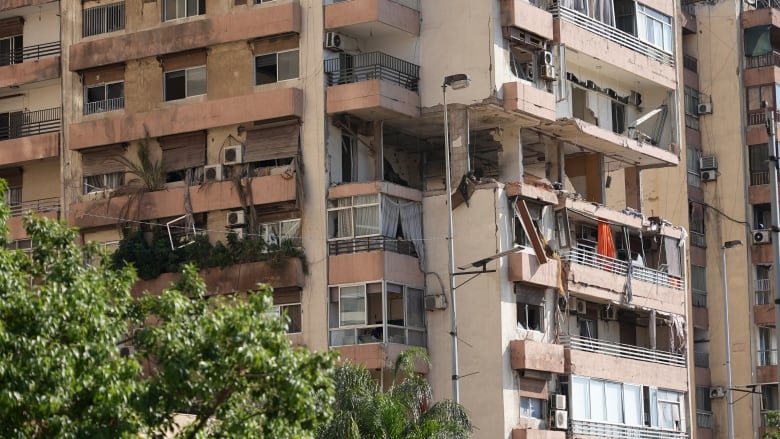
(539, 64, 556, 81)
(700, 156, 718, 171)
(226, 210, 246, 227)
(224, 145, 244, 165)
(119, 346, 135, 357)
(709, 386, 726, 399)
(600, 305, 618, 321)
(551, 394, 567, 411)
(541, 50, 554, 67)
(324, 31, 358, 52)
(552, 410, 568, 429)
(576, 300, 587, 315)
(700, 170, 717, 182)
(753, 230, 771, 245)
(424, 294, 447, 311)
(698, 102, 713, 115)
(203, 164, 224, 182)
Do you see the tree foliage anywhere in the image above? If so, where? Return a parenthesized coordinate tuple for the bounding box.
(0, 179, 335, 438)
(317, 348, 473, 439)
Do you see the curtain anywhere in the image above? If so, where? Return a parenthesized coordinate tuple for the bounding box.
(597, 221, 616, 258)
(593, 0, 615, 26)
(335, 198, 352, 239)
(560, 0, 588, 14)
(664, 236, 681, 277)
(381, 196, 400, 237)
(354, 204, 380, 237)
(399, 201, 424, 264)
(745, 26, 773, 57)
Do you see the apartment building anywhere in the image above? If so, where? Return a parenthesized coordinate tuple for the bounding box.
(1, 0, 692, 438)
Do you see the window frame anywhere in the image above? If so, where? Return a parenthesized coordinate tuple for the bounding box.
(254, 49, 300, 86)
(162, 0, 205, 21)
(0, 34, 23, 66)
(83, 171, 125, 195)
(338, 284, 367, 327)
(84, 80, 125, 115)
(83, 2, 126, 37)
(684, 86, 700, 130)
(636, 3, 673, 53)
(327, 194, 381, 241)
(163, 65, 207, 101)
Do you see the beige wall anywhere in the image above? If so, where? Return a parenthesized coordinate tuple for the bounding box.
(21, 2, 60, 46)
(21, 159, 59, 201)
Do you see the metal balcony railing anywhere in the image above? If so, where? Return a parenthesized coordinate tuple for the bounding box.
(692, 289, 707, 307)
(571, 419, 688, 439)
(328, 236, 418, 257)
(324, 51, 420, 92)
(690, 231, 705, 248)
(758, 348, 777, 366)
(751, 171, 770, 186)
(754, 0, 780, 10)
(746, 51, 780, 69)
(83, 2, 125, 37)
(560, 334, 686, 367)
(0, 107, 61, 141)
(747, 109, 780, 126)
(756, 279, 771, 304)
(0, 41, 61, 66)
(549, 4, 675, 67)
(84, 97, 125, 115)
(683, 54, 698, 73)
(696, 411, 713, 429)
(8, 197, 59, 217)
(694, 351, 709, 368)
(562, 245, 684, 290)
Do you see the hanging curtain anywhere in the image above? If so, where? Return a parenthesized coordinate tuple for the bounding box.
(593, 0, 615, 26)
(399, 202, 424, 265)
(560, 0, 588, 14)
(596, 221, 616, 258)
(381, 196, 400, 238)
(353, 203, 380, 237)
(664, 236, 681, 278)
(745, 26, 773, 57)
(335, 198, 352, 239)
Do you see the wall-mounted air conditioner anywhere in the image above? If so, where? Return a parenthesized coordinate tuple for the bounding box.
(698, 103, 713, 115)
(753, 230, 771, 245)
(700, 170, 717, 182)
(552, 410, 568, 429)
(224, 145, 244, 165)
(709, 387, 726, 399)
(226, 210, 246, 227)
(551, 394, 567, 411)
(324, 31, 358, 52)
(576, 300, 587, 315)
(700, 156, 718, 171)
(539, 64, 556, 81)
(628, 90, 642, 106)
(204, 164, 224, 182)
(424, 294, 447, 311)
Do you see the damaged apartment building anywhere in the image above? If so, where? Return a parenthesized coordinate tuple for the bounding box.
(0, 0, 692, 438)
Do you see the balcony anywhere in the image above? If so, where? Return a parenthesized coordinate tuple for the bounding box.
(84, 97, 124, 116)
(334, 344, 428, 373)
(324, 0, 420, 37)
(0, 42, 61, 88)
(510, 339, 565, 374)
(0, 0, 57, 12)
(0, 107, 61, 140)
(508, 251, 560, 289)
(328, 236, 417, 257)
(68, 174, 297, 230)
(746, 50, 780, 69)
(570, 419, 687, 439)
(562, 335, 685, 368)
(500, 0, 554, 41)
(8, 197, 59, 217)
(325, 52, 420, 120)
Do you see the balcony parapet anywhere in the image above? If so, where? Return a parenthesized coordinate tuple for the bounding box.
(561, 334, 685, 367)
(0, 53, 60, 88)
(328, 236, 418, 258)
(561, 246, 683, 291)
(0, 0, 56, 12)
(324, 0, 420, 36)
(571, 419, 687, 439)
(510, 339, 565, 373)
(334, 343, 428, 373)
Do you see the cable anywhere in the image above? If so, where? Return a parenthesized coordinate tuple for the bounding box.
(701, 201, 750, 228)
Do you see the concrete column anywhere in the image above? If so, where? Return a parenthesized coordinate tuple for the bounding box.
(497, 125, 523, 183)
(624, 166, 641, 211)
(448, 105, 469, 182)
(545, 141, 564, 184)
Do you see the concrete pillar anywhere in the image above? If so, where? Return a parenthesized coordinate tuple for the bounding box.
(545, 141, 564, 184)
(624, 166, 641, 211)
(497, 125, 523, 183)
(448, 105, 469, 182)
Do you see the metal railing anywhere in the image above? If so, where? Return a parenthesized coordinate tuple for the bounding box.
(758, 348, 778, 366)
(692, 289, 707, 307)
(755, 0, 780, 8)
(0, 41, 60, 66)
(696, 411, 713, 429)
(751, 171, 770, 186)
(571, 419, 688, 439)
(324, 51, 420, 92)
(328, 236, 418, 257)
(757, 279, 771, 304)
(561, 334, 686, 367)
(748, 109, 780, 126)
(8, 197, 59, 217)
(83, 2, 125, 37)
(694, 351, 709, 368)
(84, 97, 125, 115)
(562, 245, 684, 290)
(549, 4, 675, 67)
(690, 231, 705, 248)
(0, 107, 61, 140)
(746, 51, 780, 69)
(683, 54, 698, 73)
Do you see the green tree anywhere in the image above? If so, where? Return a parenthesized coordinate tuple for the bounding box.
(766, 411, 780, 438)
(317, 347, 473, 439)
(0, 180, 335, 438)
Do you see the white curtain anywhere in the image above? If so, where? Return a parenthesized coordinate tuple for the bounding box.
(571, 377, 590, 420)
(664, 236, 681, 277)
(560, 0, 589, 14)
(381, 196, 400, 237)
(623, 384, 642, 425)
(381, 196, 425, 265)
(593, 0, 615, 26)
(335, 198, 352, 238)
(354, 204, 380, 237)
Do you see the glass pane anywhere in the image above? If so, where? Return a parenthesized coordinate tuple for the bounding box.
(624, 384, 642, 425)
(658, 402, 675, 429)
(186, 0, 198, 16)
(86, 85, 106, 103)
(280, 219, 302, 246)
(354, 205, 380, 236)
(605, 381, 624, 423)
(164, 0, 178, 20)
(571, 377, 590, 419)
(164, 70, 186, 101)
(407, 329, 425, 347)
(277, 50, 299, 81)
(330, 328, 355, 346)
(353, 194, 379, 206)
(387, 326, 405, 344)
(589, 380, 606, 422)
(186, 67, 207, 97)
(255, 54, 277, 85)
(406, 288, 424, 328)
(520, 397, 544, 419)
(340, 285, 365, 326)
(106, 82, 124, 100)
(328, 209, 352, 239)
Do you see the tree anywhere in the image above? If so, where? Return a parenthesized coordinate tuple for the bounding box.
(766, 411, 780, 438)
(0, 179, 335, 438)
(317, 347, 473, 439)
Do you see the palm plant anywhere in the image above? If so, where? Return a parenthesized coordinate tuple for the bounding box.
(318, 347, 473, 439)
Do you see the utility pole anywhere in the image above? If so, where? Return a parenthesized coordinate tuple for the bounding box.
(763, 101, 780, 407)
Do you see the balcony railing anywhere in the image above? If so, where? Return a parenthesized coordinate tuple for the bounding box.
(757, 279, 771, 304)
(328, 236, 418, 257)
(0, 41, 61, 65)
(549, 4, 675, 67)
(0, 107, 61, 140)
(571, 419, 687, 439)
(562, 245, 684, 290)
(83, 2, 126, 37)
(561, 334, 686, 367)
(694, 351, 709, 368)
(746, 51, 780, 69)
(683, 54, 698, 73)
(8, 197, 59, 217)
(696, 411, 713, 429)
(690, 231, 705, 248)
(748, 109, 780, 126)
(751, 171, 770, 186)
(692, 289, 707, 307)
(758, 348, 777, 366)
(84, 97, 125, 115)
(324, 51, 420, 92)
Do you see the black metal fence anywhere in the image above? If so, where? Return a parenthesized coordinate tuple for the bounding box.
(746, 51, 780, 69)
(0, 41, 60, 66)
(328, 236, 418, 257)
(0, 107, 61, 141)
(324, 52, 420, 92)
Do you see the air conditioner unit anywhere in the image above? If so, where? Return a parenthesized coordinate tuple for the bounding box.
(552, 410, 568, 430)
(700, 156, 718, 171)
(700, 170, 717, 182)
(539, 64, 557, 81)
(551, 394, 567, 411)
(709, 386, 726, 399)
(324, 31, 358, 52)
(600, 305, 618, 321)
(629, 90, 642, 106)
(224, 145, 244, 165)
(226, 210, 246, 227)
(698, 102, 713, 115)
(753, 230, 771, 245)
(576, 300, 587, 315)
(541, 50, 554, 67)
(203, 164, 224, 182)
(119, 346, 135, 357)
(424, 294, 447, 311)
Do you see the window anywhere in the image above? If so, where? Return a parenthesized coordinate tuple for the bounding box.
(164, 66, 206, 101)
(84, 82, 124, 115)
(341, 133, 357, 183)
(579, 317, 597, 338)
(763, 386, 779, 426)
(750, 144, 770, 186)
(757, 265, 771, 305)
(255, 50, 299, 85)
(687, 147, 701, 187)
(513, 201, 544, 247)
(518, 302, 544, 331)
(636, 4, 672, 53)
(339, 285, 366, 327)
(159, 131, 206, 183)
(684, 87, 700, 130)
(5, 185, 20, 210)
(163, 0, 205, 21)
(84, 172, 124, 194)
(81, 145, 126, 194)
(520, 397, 545, 419)
(0, 111, 22, 140)
(83, 2, 125, 37)
(689, 202, 705, 247)
(258, 218, 302, 248)
(759, 326, 777, 366)
(747, 84, 778, 112)
(691, 265, 706, 307)
(0, 35, 22, 66)
(268, 291, 301, 334)
(327, 194, 380, 240)
(754, 204, 771, 230)
(611, 102, 626, 134)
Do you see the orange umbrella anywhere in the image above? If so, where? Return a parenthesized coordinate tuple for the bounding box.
(597, 221, 616, 258)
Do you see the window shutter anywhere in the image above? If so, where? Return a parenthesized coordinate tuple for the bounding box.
(159, 131, 206, 172)
(244, 123, 299, 162)
(0, 167, 22, 187)
(161, 50, 207, 71)
(82, 145, 125, 176)
(82, 64, 125, 86)
(0, 17, 24, 39)
(252, 34, 299, 55)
